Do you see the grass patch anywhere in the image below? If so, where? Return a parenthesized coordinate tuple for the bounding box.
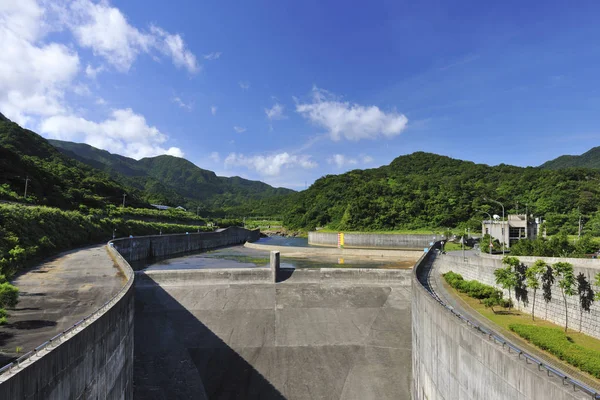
(509, 324, 600, 378)
(442, 242, 472, 252)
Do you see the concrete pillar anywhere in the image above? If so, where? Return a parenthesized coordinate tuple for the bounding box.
(270, 251, 280, 283)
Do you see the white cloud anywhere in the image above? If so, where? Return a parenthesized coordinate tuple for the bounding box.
(40, 108, 184, 159)
(209, 151, 220, 162)
(327, 154, 374, 168)
(225, 152, 317, 176)
(150, 25, 199, 73)
(0, 2, 80, 125)
(95, 97, 107, 105)
(68, 0, 198, 73)
(296, 86, 408, 141)
(211, 105, 217, 115)
(327, 154, 358, 168)
(233, 126, 246, 133)
(239, 81, 250, 90)
(172, 96, 192, 110)
(265, 103, 286, 120)
(203, 52, 221, 60)
(85, 63, 104, 79)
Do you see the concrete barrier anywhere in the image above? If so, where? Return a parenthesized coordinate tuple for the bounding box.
(480, 252, 600, 270)
(309, 232, 434, 249)
(412, 250, 594, 400)
(112, 226, 260, 263)
(437, 254, 600, 339)
(244, 242, 422, 259)
(0, 245, 134, 399)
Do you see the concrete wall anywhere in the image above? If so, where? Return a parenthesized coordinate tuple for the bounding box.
(113, 226, 260, 263)
(412, 252, 590, 400)
(0, 245, 134, 399)
(436, 254, 600, 339)
(481, 252, 600, 270)
(244, 242, 422, 259)
(308, 232, 434, 249)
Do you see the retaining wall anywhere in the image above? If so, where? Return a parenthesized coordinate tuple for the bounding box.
(308, 232, 434, 249)
(436, 254, 600, 339)
(113, 226, 260, 263)
(412, 251, 590, 400)
(0, 245, 134, 399)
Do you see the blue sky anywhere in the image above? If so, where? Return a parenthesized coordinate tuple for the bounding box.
(2, 1, 600, 189)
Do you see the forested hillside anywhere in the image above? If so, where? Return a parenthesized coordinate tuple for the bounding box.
(540, 147, 600, 170)
(283, 152, 600, 234)
(0, 113, 146, 209)
(50, 139, 294, 214)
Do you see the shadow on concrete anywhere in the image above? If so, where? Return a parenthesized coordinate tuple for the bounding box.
(276, 268, 295, 283)
(134, 276, 286, 400)
(8, 320, 57, 330)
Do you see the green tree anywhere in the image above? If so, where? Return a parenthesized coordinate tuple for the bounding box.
(576, 273, 595, 332)
(553, 262, 576, 332)
(494, 256, 519, 307)
(526, 260, 547, 321)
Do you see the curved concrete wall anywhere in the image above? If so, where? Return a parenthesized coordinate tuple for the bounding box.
(437, 254, 600, 339)
(308, 232, 433, 249)
(412, 252, 590, 400)
(0, 245, 134, 399)
(113, 226, 260, 263)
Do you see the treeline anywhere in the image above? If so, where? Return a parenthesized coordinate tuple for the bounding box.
(283, 152, 600, 233)
(510, 234, 600, 258)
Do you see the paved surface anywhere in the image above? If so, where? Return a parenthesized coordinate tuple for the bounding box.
(135, 274, 413, 399)
(0, 245, 125, 366)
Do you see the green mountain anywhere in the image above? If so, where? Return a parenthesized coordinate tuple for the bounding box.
(540, 147, 600, 170)
(0, 114, 146, 209)
(49, 139, 294, 214)
(283, 152, 600, 234)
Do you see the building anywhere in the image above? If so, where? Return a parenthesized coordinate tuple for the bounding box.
(481, 214, 544, 248)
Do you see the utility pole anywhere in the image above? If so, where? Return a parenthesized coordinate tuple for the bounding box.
(122, 193, 127, 208)
(24, 176, 30, 199)
(579, 214, 582, 240)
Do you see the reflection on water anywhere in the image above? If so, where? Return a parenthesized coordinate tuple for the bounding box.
(145, 244, 415, 271)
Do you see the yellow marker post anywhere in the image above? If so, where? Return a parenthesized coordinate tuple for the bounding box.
(337, 232, 344, 248)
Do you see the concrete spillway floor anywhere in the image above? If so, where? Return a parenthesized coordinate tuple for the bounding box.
(134, 271, 412, 400)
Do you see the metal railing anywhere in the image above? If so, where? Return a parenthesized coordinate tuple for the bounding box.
(415, 246, 600, 400)
(0, 242, 134, 379)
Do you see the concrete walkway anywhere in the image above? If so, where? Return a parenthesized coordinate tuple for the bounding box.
(0, 245, 125, 366)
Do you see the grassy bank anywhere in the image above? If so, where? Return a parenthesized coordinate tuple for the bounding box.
(444, 277, 600, 381)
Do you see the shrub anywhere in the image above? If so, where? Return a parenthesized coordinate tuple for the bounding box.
(443, 271, 507, 312)
(509, 324, 600, 378)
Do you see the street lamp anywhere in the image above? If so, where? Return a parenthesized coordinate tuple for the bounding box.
(476, 210, 493, 254)
(484, 197, 505, 255)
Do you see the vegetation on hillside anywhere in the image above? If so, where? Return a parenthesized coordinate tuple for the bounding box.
(541, 146, 600, 170)
(283, 152, 600, 233)
(0, 116, 146, 209)
(50, 139, 294, 215)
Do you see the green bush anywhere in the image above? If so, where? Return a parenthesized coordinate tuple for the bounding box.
(509, 324, 600, 378)
(443, 271, 507, 312)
